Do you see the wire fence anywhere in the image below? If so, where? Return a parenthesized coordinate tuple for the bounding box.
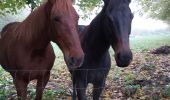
(1, 4, 170, 100)
(0, 67, 119, 99)
(0, 9, 111, 99)
(0, 16, 117, 99)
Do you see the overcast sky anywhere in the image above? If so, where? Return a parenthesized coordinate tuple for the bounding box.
(77, 2, 169, 31)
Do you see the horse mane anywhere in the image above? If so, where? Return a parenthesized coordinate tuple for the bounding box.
(52, 0, 73, 15)
(16, 3, 47, 41)
(18, 0, 72, 41)
(78, 25, 89, 42)
(1, 22, 20, 37)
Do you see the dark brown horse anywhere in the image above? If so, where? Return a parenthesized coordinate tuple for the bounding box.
(0, 0, 84, 99)
(70, 0, 133, 100)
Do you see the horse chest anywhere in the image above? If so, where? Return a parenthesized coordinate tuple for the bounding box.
(31, 49, 46, 61)
(4, 44, 55, 71)
(30, 47, 55, 69)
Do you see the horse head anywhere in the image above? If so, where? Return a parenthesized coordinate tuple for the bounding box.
(46, 0, 84, 68)
(103, 0, 133, 67)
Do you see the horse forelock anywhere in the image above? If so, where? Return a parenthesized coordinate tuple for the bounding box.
(51, 0, 73, 15)
(106, 0, 130, 7)
(56, 0, 72, 8)
(104, 0, 131, 13)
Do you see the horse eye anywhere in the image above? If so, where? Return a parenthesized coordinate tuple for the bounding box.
(54, 16, 60, 22)
(130, 13, 134, 19)
(77, 15, 80, 20)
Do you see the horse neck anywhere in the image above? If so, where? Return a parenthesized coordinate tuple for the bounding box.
(82, 12, 110, 56)
(18, 4, 50, 49)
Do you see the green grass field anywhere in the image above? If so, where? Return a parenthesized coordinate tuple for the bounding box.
(130, 34, 170, 52)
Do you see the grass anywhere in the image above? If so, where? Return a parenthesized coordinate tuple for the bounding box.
(0, 31, 170, 99)
(130, 33, 170, 52)
(162, 87, 170, 98)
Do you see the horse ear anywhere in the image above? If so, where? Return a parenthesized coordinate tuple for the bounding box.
(72, 0, 75, 4)
(48, 0, 55, 4)
(103, 0, 110, 5)
(125, 0, 131, 4)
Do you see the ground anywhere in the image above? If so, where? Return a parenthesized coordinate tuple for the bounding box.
(0, 32, 170, 99)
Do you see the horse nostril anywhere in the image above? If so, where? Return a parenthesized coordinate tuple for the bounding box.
(71, 56, 76, 64)
(127, 52, 133, 61)
(117, 53, 121, 60)
(116, 52, 132, 67)
(67, 56, 83, 68)
(117, 52, 132, 62)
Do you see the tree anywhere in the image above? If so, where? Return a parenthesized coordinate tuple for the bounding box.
(137, 0, 170, 24)
(75, 0, 102, 19)
(0, 0, 26, 15)
(75, 0, 101, 12)
(0, 0, 41, 16)
(26, 0, 41, 11)
(1, 0, 170, 23)
(0, 0, 101, 17)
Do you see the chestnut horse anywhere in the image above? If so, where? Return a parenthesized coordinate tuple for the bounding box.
(69, 0, 133, 100)
(0, 0, 84, 99)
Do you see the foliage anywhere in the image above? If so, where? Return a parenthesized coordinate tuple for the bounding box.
(76, 0, 101, 11)
(124, 72, 135, 84)
(0, 0, 41, 16)
(26, 0, 41, 9)
(162, 87, 170, 98)
(1, 0, 170, 21)
(123, 84, 141, 97)
(0, 0, 26, 15)
(137, 0, 170, 24)
(75, 0, 102, 19)
(0, 0, 102, 18)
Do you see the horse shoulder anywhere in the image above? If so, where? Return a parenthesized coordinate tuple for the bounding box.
(28, 43, 55, 70)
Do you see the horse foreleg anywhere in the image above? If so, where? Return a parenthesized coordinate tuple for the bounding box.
(76, 80, 87, 100)
(13, 78, 29, 100)
(92, 87, 104, 100)
(35, 72, 50, 100)
(71, 73, 77, 100)
(72, 81, 77, 100)
(92, 79, 106, 100)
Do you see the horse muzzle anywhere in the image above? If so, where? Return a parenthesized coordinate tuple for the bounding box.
(115, 51, 133, 67)
(65, 55, 84, 69)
